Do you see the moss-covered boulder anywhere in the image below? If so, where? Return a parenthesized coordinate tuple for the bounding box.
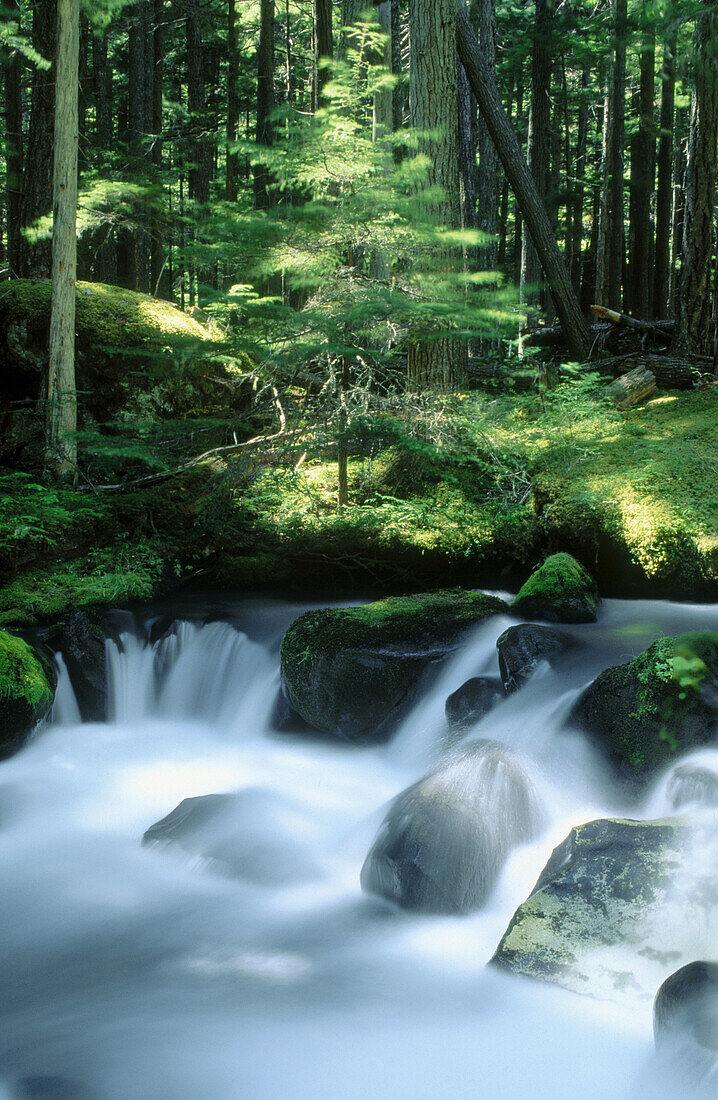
(0, 630, 55, 758)
(511, 552, 600, 623)
(492, 817, 705, 1003)
(280, 590, 508, 742)
(571, 631, 718, 777)
(361, 742, 544, 914)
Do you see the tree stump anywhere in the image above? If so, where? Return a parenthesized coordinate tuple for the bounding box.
(605, 366, 656, 407)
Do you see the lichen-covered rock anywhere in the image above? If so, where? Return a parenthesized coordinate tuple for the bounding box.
(445, 677, 504, 736)
(654, 961, 718, 1053)
(360, 741, 544, 914)
(496, 623, 571, 693)
(0, 630, 55, 758)
(511, 552, 601, 623)
(142, 789, 322, 885)
(571, 632, 718, 776)
(280, 591, 508, 742)
(492, 817, 715, 1003)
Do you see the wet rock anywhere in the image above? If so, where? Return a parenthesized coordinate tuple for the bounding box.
(444, 677, 504, 736)
(571, 631, 718, 777)
(142, 788, 322, 885)
(492, 817, 712, 1002)
(360, 741, 544, 914)
(668, 765, 718, 811)
(511, 552, 600, 623)
(0, 631, 55, 759)
(654, 961, 718, 1053)
(51, 609, 107, 722)
(496, 623, 570, 693)
(280, 591, 508, 743)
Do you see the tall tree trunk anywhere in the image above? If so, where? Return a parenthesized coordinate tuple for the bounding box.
(606, 0, 626, 308)
(456, 0, 590, 360)
(627, 19, 655, 318)
(654, 33, 676, 319)
(373, 2, 392, 141)
(474, 0, 499, 273)
(226, 0, 240, 201)
(129, 1, 151, 292)
(391, 0, 405, 142)
(150, 0, 164, 295)
(407, 0, 467, 391)
(669, 105, 686, 316)
(4, 42, 23, 275)
(458, 61, 477, 242)
(313, 0, 333, 110)
(22, 0, 56, 277)
(520, 0, 552, 321)
(186, 0, 209, 206)
(571, 61, 589, 292)
(676, 9, 718, 356)
(47, 0, 79, 482)
(91, 28, 114, 283)
(254, 0, 275, 210)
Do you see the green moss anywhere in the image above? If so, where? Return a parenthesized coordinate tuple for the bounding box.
(511, 552, 600, 622)
(574, 631, 718, 775)
(0, 630, 53, 711)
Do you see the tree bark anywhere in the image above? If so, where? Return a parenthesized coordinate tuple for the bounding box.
(47, 0, 79, 482)
(474, 0, 499, 272)
(313, 0, 333, 110)
(22, 0, 56, 277)
(254, 0, 275, 210)
(150, 0, 164, 295)
(669, 106, 686, 317)
(570, 61, 589, 293)
(627, 18, 655, 319)
(653, 33, 676, 320)
(605, 365, 656, 407)
(226, 0, 240, 201)
(456, 0, 591, 360)
(606, 0, 627, 308)
(4, 41, 23, 275)
(520, 0, 552, 320)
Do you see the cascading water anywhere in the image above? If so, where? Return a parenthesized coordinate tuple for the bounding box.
(1, 596, 717, 1099)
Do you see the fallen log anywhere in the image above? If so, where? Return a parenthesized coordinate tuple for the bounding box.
(605, 366, 656, 408)
(522, 322, 613, 348)
(602, 354, 701, 390)
(590, 306, 674, 343)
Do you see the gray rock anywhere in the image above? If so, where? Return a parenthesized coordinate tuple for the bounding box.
(492, 817, 718, 1002)
(496, 623, 569, 693)
(444, 677, 504, 736)
(654, 961, 718, 1053)
(360, 741, 544, 914)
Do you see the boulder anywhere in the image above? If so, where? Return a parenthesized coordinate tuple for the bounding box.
(496, 623, 570, 693)
(445, 677, 504, 736)
(280, 591, 508, 743)
(142, 789, 322, 885)
(492, 817, 715, 1003)
(50, 609, 107, 722)
(668, 765, 718, 811)
(654, 961, 718, 1053)
(571, 631, 718, 777)
(511, 552, 601, 623)
(0, 630, 56, 759)
(360, 741, 544, 914)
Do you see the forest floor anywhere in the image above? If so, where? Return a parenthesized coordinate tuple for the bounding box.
(2, 370, 716, 627)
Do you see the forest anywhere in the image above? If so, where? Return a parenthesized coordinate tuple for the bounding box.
(1, 3, 718, 1098)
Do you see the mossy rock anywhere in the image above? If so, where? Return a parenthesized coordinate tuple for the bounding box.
(0, 629, 56, 758)
(280, 590, 508, 742)
(492, 817, 695, 1003)
(571, 631, 718, 777)
(511, 552, 600, 623)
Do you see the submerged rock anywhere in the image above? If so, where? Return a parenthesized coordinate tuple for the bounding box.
(142, 788, 322, 885)
(496, 623, 570, 693)
(360, 741, 544, 914)
(445, 677, 504, 736)
(511, 552, 601, 623)
(280, 591, 507, 743)
(654, 961, 718, 1053)
(668, 764, 718, 811)
(0, 630, 55, 759)
(492, 817, 716, 1002)
(571, 631, 718, 777)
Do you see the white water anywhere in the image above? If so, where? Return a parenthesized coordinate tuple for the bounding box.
(1, 596, 717, 1099)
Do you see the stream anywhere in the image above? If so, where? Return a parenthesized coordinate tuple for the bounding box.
(1, 593, 717, 1099)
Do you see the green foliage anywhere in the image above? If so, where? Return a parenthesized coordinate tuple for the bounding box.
(0, 473, 110, 571)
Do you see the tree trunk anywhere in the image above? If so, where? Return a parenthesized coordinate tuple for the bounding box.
(676, 9, 718, 356)
(407, 0, 467, 390)
(226, 0, 240, 201)
(186, 0, 209, 206)
(313, 0, 333, 110)
(47, 0, 79, 482)
(22, 0, 56, 277)
(91, 27, 115, 283)
(606, 0, 627, 308)
(373, 2, 392, 141)
(254, 0, 275, 210)
(605, 365, 656, 407)
(456, 0, 591, 360)
(150, 0, 164, 295)
(627, 18, 655, 319)
(520, 0, 552, 321)
(669, 105, 686, 316)
(653, 33, 676, 319)
(4, 42, 23, 276)
(570, 61, 589, 293)
(474, 0, 499, 273)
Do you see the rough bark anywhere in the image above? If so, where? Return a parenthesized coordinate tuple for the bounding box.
(150, 0, 164, 295)
(128, 1, 151, 292)
(254, 0, 275, 210)
(606, 0, 627, 308)
(407, 0, 467, 390)
(226, 0, 240, 201)
(675, 9, 718, 357)
(313, 0, 333, 110)
(186, 0, 210, 206)
(520, 0, 552, 319)
(627, 19, 655, 319)
(456, 0, 591, 360)
(22, 0, 56, 277)
(474, 0, 499, 272)
(654, 33, 676, 319)
(669, 106, 686, 316)
(605, 365, 656, 407)
(4, 42, 23, 275)
(47, 0, 79, 482)
(570, 61, 589, 293)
